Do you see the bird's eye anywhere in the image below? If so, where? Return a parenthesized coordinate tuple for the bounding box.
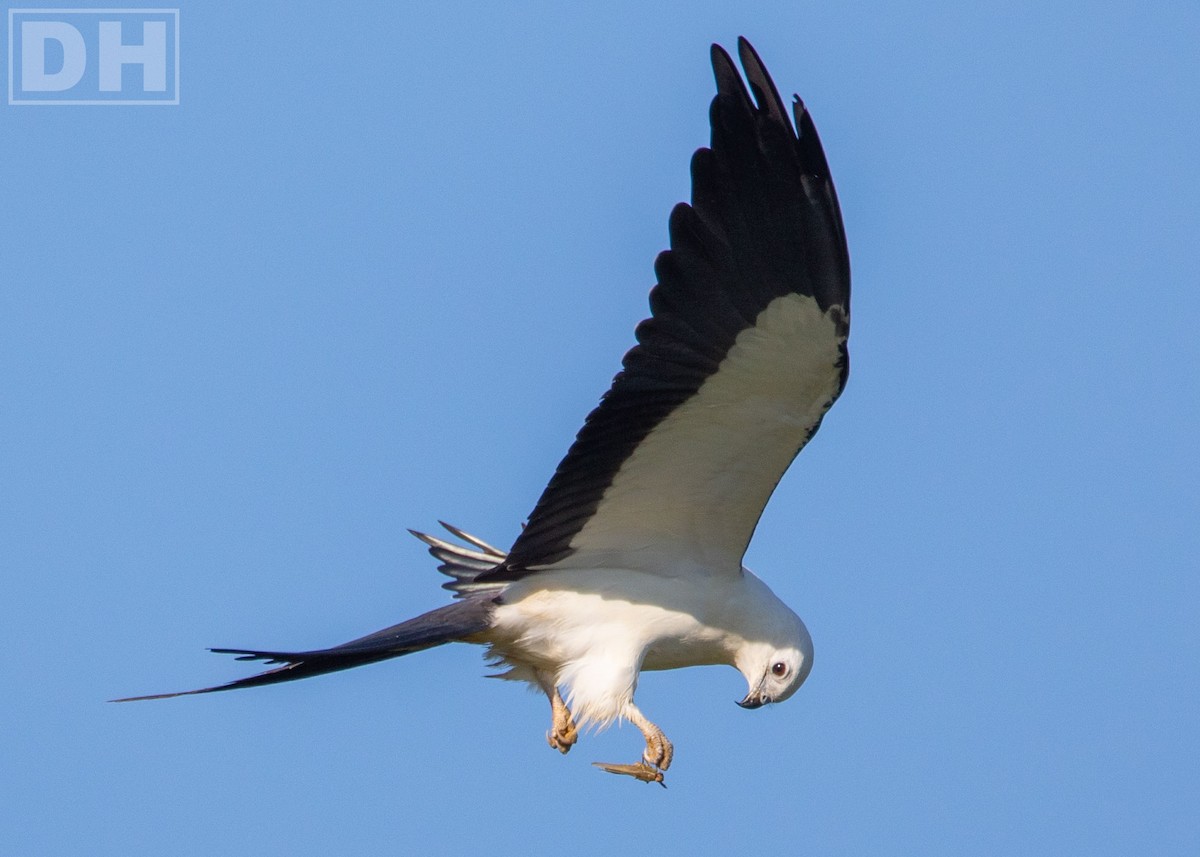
(771, 662, 788, 678)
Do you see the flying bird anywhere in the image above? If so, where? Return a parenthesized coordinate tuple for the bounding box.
(116, 37, 850, 786)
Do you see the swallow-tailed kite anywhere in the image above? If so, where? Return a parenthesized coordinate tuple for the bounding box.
(116, 38, 851, 786)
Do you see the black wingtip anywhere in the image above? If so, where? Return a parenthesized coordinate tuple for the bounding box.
(720, 39, 835, 184)
(710, 38, 797, 140)
(736, 37, 790, 129)
(792, 96, 835, 182)
(709, 42, 744, 103)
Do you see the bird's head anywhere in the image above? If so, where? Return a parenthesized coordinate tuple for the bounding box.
(733, 592, 814, 710)
(736, 641, 813, 709)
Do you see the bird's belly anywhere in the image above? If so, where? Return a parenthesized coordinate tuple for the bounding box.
(485, 571, 736, 672)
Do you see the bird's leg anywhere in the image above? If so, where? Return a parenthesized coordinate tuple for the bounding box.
(628, 705, 674, 771)
(538, 672, 577, 754)
(592, 704, 673, 787)
(547, 689, 579, 754)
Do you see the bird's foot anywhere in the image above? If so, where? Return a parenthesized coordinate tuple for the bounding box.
(592, 760, 667, 787)
(594, 705, 673, 784)
(547, 720, 578, 755)
(644, 731, 674, 771)
(546, 690, 578, 755)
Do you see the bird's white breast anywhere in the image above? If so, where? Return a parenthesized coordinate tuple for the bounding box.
(480, 567, 793, 728)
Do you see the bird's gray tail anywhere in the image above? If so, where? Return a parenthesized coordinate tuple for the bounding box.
(112, 594, 495, 702)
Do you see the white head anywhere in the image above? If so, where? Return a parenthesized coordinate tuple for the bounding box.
(733, 572, 814, 710)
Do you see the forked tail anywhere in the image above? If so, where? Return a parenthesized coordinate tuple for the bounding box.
(112, 594, 495, 702)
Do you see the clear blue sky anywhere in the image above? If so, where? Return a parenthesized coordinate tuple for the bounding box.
(3, 2, 1197, 855)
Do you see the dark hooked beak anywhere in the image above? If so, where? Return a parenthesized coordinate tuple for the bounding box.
(737, 691, 769, 710)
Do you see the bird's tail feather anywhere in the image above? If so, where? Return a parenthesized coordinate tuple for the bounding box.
(112, 595, 495, 702)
